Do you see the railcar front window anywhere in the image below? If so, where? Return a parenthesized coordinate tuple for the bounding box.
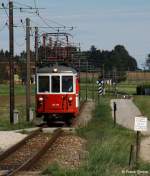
(38, 76, 49, 93)
(51, 76, 60, 93)
(62, 76, 73, 92)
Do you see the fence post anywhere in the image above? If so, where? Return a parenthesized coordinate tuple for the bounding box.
(85, 61, 88, 101)
(129, 144, 134, 168)
(135, 131, 141, 168)
(113, 102, 117, 127)
(92, 71, 94, 100)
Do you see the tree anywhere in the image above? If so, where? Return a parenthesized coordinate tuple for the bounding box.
(86, 44, 137, 71)
(145, 54, 150, 70)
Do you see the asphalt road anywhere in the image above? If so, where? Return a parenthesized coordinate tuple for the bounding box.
(111, 99, 150, 135)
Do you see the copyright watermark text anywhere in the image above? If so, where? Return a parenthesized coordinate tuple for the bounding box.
(122, 170, 149, 175)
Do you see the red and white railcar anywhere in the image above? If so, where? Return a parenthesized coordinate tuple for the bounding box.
(36, 65, 79, 121)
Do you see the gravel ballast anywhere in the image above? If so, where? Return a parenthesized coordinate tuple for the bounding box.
(32, 134, 87, 170)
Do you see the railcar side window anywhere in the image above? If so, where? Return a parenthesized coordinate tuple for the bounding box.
(62, 76, 73, 92)
(51, 76, 60, 93)
(38, 76, 49, 93)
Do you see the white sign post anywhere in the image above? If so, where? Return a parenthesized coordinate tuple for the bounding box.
(134, 116, 147, 132)
(134, 116, 148, 167)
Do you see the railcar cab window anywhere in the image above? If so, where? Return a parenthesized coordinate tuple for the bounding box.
(51, 76, 60, 93)
(38, 76, 49, 93)
(62, 76, 73, 92)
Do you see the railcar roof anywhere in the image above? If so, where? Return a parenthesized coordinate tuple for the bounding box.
(37, 65, 77, 74)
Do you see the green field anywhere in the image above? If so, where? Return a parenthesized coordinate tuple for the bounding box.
(134, 96, 150, 121)
(0, 84, 35, 96)
(116, 83, 137, 95)
(0, 95, 35, 130)
(44, 97, 150, 176)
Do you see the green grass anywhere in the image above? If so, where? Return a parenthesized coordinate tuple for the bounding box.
(0, 84, 35, 130)
(0, 105, 35, 130)
(134, 96, 150, 121)
(0, 84, 35, 96)
(116, 84, 137, 95)
(43, 97, 150, 176)
(80, 82, 137, 98)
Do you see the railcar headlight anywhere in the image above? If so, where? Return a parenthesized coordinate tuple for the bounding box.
(68, 97, 73, 101)
(53, 68, 58, 73)
(39, 97, 44, 102)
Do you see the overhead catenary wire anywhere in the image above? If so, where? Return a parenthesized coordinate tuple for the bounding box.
(5, 23, 26, 48)
(1, 0, 76, 54)
(37, 13, 74, 31)
(1, 2, 9, 18)
(13, 1, 34, 9)
(0, 21, 8, 32)
(2, 1, 74, 33)
(32, 0, 73, 31)
(30, 19, 65, 31)
(33, 0, 39, 15)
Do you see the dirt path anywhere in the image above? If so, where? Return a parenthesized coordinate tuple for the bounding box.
(111, 99, 150, 163)
(75, 100, 95, 128)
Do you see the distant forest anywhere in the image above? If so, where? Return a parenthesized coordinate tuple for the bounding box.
(82, 45, 137, 71)
(0, 44, 137, 72)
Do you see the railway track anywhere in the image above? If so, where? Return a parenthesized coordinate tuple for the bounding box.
(0, 128, 62, 176)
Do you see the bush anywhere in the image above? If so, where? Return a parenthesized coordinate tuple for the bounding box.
(136, 84, 150, 95)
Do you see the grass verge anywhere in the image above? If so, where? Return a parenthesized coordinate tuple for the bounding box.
(43, 97, 150, 176)
(133, 96, 150, 121)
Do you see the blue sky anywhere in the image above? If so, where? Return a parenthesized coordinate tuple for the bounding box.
(1, 0, 150, 68)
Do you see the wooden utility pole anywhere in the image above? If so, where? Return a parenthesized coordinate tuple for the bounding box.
(86, 61, 88, 101)
(35, 27, 39, 66)
(35, 27, 38, 88)
(9, 1, 15, 123)
(26, 18, 31, 121)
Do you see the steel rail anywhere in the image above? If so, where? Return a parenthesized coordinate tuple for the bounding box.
(6, 128, 62, 176)
(0, 128, 42, 162)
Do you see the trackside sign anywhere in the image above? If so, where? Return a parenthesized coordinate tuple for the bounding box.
(134, 116, 148, 132)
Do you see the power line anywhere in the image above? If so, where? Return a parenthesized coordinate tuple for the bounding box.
(30, 19, 70, 31)
(1, 2, 45, 10)
(37, 13, 74, 31)
(1, 2, 9, 18)
(36, 14, 59, 32)
(32, 0, 67, 28)
(33, 0, 39, 15)
(0, 21, 8, 32)
(31, 0, 73, 31)
(2, 1, 73, 32)
(13, 1, 34, 9)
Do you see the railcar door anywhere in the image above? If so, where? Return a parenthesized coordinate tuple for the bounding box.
(48, 75, 62, 110)
(61, 75, 75, 112)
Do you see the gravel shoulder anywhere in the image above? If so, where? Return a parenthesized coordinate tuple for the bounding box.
(75, 100, 95, 128)
(111, 99, 150, 163)
(0, 131, 27, 152)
